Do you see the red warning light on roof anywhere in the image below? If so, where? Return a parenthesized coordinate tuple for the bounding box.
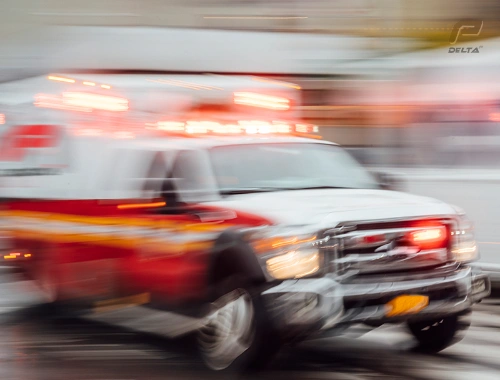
(151, 120, 318, 136)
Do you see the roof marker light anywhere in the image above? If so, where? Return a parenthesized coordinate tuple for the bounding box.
(34, 93, 93, 112)
(296, 123, 319, 133)
(48, 75, 75, 83)
(83, 81, 96, 86)
(234, 92, 290, 111)
(62, 92, 129, 112)
(151, 120, 317, 136)
(101, 84, 112, 89)
(186, 121, 222, 134)
(148, 79, 223, 91)
(157, 121, 186, 131)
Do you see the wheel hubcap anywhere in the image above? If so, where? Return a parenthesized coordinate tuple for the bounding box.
(198, 288, 255, 370)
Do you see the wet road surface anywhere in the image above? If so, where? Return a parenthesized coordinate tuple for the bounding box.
(1, 272, 500, 380)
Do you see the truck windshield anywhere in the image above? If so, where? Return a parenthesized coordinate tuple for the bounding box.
(209, 143, 379, 194)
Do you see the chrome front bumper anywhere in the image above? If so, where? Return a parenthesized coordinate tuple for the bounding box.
(471, 262, 500, 289)
(338, 266, 490, 325)
(261, 278, 344, 338)
(261, 265, 490, 338)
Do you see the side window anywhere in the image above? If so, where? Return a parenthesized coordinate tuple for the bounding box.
(142, 152, 168, 198)
(169, 150, 219, 204)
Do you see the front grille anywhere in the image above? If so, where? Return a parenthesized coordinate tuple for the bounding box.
(321, 218, 457, 276)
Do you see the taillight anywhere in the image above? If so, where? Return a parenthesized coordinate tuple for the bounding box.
(408, 226, 447, 250)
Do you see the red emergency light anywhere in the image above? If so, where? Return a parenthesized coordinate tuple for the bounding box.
(234, 92, 290, 111)
(407, 226, 447, 250)
(150, 120, 319, 136)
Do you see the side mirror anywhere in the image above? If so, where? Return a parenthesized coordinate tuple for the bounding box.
(371, 171, 406, 192)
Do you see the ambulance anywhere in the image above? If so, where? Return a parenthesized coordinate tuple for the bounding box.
(0, 73, 491, 372)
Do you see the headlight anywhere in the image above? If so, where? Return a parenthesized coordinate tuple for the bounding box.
(266, 247, 321, 280)
(451, 215, 478, 263)
(248, 226, 324, 280)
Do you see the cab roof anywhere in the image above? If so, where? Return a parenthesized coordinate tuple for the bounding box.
(130, 134, 337, 151)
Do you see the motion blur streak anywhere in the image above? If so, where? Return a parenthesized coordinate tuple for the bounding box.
(62, 92, 129, 112)
(203, 16, 309, 20)
(117, 202, 166, 210)
(252, 77, 302, 90)
(47, 75, 75, 83)
(147, 78, 224, 91)
(234, 92, 291, 110)
(1, 0, 500, 378)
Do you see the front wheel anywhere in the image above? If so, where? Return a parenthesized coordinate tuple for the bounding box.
(407, 311, 471, 352)
(197, 277, 280, 372)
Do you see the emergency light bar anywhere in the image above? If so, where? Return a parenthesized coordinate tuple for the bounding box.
(151, 120, 318, 135)
(234, 92, 290, 111)
(34, 92, 129, 112)
(63, 92, 128, 112)
(48, 75, 112, 89)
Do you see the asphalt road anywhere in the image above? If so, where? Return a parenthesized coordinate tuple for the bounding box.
(0, 271, 499, 380)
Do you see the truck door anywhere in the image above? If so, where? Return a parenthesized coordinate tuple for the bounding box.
(130, 149, 221, 306)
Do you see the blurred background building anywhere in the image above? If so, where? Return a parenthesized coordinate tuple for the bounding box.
(3, 0, 500, 35)
(2, 0, 500, 166)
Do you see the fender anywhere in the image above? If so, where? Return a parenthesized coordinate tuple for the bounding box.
(207, 228, 267, 288)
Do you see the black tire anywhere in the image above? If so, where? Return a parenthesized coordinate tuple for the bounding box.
(197, 274, 281, 373)
(407, 311, 471, 352)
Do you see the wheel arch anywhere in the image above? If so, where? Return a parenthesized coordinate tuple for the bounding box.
(207, 229, 267, 290)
